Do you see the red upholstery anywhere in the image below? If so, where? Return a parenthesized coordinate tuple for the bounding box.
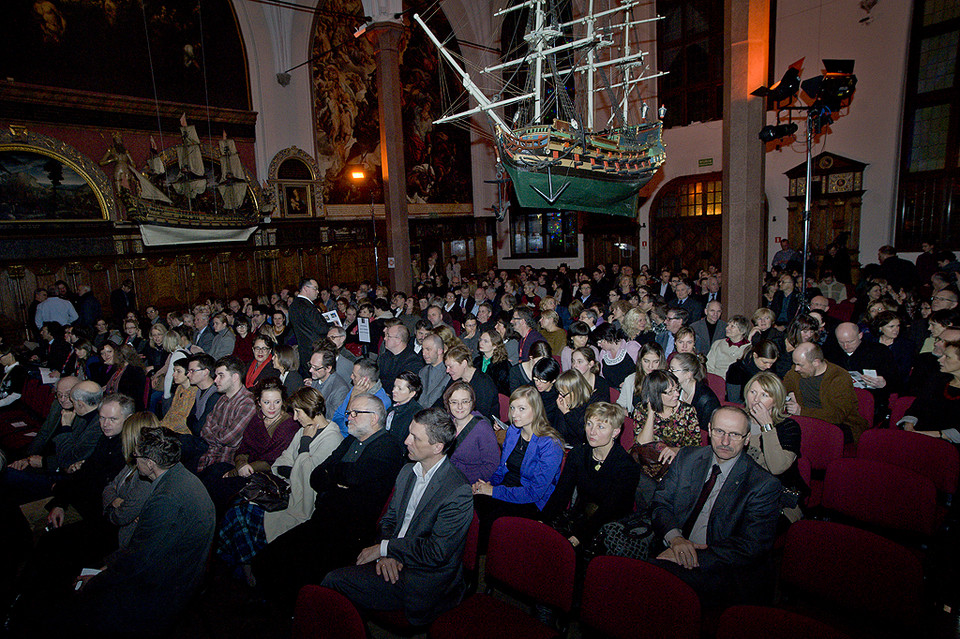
(827, 300, 854, 322)
(822, 458, 938, 536)
(293, 585, 366, 639)
(795, 416, 844, 507)
(715, 605, 851, 639)
(429, 517, 576, 639)
(887, 394, 915, 428)
(609, 387, 620, 403)
(498, 393, 509, 422)
(857, 428, 960, 495)
(462, 512, 481, 574)
(781, 520, 923, 620)
(580, 556, 699, 639)
(853, 388, 875, 427)
(706, 373, 726, 402)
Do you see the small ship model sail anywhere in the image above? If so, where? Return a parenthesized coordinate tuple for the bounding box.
(415, 0, 667, 217)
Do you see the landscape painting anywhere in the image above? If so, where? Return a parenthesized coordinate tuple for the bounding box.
(0, 149, 105, 222)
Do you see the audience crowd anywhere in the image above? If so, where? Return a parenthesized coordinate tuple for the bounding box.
(1, 239, 958, 634)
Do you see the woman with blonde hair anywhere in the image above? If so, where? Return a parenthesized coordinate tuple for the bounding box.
(555, 369, 595, 446)
(472, 386, 565, 549)
(743, 371, 805, 525)
(621, 307, 655, 344)
(432, 324, 463, 354)
(103, 414, 158, 548)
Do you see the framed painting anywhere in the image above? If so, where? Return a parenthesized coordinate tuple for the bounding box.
(283, 184, 312, 218)
(0, 129, 114, 223)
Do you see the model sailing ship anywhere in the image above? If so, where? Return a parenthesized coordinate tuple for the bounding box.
(414, 0, 667, 217)
(117, 117, 262, 235)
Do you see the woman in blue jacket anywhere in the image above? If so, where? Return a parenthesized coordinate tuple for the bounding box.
(471, 385, 565, 550)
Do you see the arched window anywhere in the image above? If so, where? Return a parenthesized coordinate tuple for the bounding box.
(650, 173, 722, 272)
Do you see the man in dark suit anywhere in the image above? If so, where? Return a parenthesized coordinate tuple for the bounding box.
(323, 407, 473, 625)
(253, 393, 404, 607)
(651, 406, 781, 604)
(669, 279, 704, 322)
(690, 300, 726, 354)
(66, 427, 215, 635)
(288, 277, 330, 377)
(698, 275, 722, 306)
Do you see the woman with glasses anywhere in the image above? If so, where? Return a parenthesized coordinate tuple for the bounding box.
(232, 316, 255, 364)
(633, 370, 700, 479)
(444, 345, 499, 422)
(444, 380, 500, 483)
(542, 402, 641, 553)
(472, 386, 565, 548)
(244, 335, 281, 390)
(742, 372, 805, 526)
(670, 352, 720, 432)
(618, 342, 665, 412)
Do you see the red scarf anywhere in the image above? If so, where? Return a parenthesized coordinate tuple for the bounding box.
(245, 356, 273, 388)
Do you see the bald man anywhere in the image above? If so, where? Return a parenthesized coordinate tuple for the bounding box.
(784, 343, 867, 442)
(826, 322, 900, 425)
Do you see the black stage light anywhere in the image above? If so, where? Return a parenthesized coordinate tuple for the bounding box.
(759, 122, 799, 143)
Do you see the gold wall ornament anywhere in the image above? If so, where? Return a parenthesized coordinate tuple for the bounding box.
(0, 129, 117, 222)
(133, 258, 149, 270)
(217, 252, 232, 263)
(89, 262, 108, 272)
(6, 265, 25, 279)
(64, 262, 83, 275)
(36, 263, 56, 276)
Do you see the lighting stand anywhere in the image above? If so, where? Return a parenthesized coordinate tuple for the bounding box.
(370, 186, 380, 287)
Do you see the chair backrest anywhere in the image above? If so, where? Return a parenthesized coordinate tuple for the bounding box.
(498, 393, 509, 422)
(620, 415, 636, 451)
(706, 373, 726, 401)
(715, 605, 852, 639)
(857, 428, 960, 495)
(781, 520, 923, 620)
(887, 394, 915, 428)
(822, 458, 938, 536)
(462, 512, 480, 573)
(581, 555, 700, 639)
(853, 388, 875, 427)
(609, 387, 621, 403)
(795, 416, 845, 471)
(485, 516, 577, 613)
(293, 585, 366, 639)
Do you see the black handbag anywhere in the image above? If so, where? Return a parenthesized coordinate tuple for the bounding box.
(239, 472, 291, 512)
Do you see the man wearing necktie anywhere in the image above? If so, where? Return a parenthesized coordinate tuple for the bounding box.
(650, 406, 781, 604)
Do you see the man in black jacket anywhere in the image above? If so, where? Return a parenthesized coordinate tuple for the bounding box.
(288, 277, 330, 377)
(378, 324, 424, 395)
(253, 393, 404, 607)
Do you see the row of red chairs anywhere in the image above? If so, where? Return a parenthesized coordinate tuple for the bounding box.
(294, 517, 919, 639)
(0, 376, 54, 451)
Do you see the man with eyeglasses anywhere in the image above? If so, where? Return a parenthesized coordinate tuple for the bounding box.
(253, 393, 403, 607)
(308, 349, 349, 420)
(288, 277, 330, 377)
(8, 375, 79, 474)
(651, 406, 781, 605)
(656, 307, 688, 357)
(378, 323, 424, 396)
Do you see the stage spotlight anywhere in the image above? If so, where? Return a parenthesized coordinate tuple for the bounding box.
(759, 122, 798, 143)
(801, 59, 857, 111)
(751, 58, 804, 106)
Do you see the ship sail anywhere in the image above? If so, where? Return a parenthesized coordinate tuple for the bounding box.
(217, 137, 248, 209)
(174, 123, 207, 199)
(414, 0, 667, 217)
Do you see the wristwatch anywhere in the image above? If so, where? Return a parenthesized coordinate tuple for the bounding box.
(759, 423, 773, 433)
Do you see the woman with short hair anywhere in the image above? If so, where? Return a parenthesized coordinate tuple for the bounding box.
(272, 345, 303, 397)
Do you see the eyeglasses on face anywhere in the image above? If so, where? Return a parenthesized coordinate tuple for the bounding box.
(711, 427, 746, 441)
(345, 409, 376, 418)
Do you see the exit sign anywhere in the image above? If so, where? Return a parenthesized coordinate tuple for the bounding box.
(698, 158, 713, 167)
